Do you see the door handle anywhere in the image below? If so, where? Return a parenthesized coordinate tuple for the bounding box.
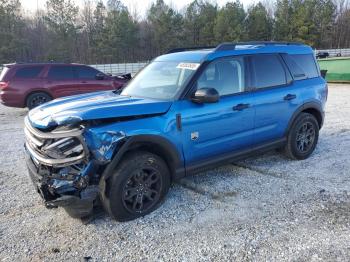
(284, 94, 296, 101)
(233, 103, 250, 111)
(81, 81, 87, 84)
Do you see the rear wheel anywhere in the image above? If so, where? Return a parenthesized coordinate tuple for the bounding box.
(284, 113, 319, 160)
(101, 151, 170, 221)
(26, 92, 52, 109)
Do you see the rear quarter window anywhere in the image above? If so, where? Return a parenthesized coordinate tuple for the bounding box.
(14, 66, 44, 79)
(290, 54, 319, 79)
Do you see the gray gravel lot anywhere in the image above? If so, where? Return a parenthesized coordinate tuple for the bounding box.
(0, 84, 350, 261)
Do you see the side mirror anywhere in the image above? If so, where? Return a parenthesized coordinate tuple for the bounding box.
(191, 88, 219, 103)
(95, 73, 105, 80)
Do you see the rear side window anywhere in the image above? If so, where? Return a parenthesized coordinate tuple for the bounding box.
(48, 66, 75, 79)
(76, 66, 99, 79)
(14, 66, 43, 79)
(251, 54, 287, 89)
(290, 54, 319, 78)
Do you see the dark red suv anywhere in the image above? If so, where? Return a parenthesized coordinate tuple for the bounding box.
(0, 63, 130, 109)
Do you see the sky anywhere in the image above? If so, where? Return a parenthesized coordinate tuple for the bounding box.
(21, 0, 258, 18)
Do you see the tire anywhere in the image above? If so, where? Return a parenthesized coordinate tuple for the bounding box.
(284, 113, 319, 160)
(101, 151, 171, 222)
(26, 92, 52, 109)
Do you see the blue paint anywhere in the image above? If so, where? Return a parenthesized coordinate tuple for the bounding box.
(84, 129, 126, 163)
(27, 43, 327, 169)
(28, 91, 172, 128)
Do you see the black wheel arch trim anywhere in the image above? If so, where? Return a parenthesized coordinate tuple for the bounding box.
(100, 134, 185, 183)
(285, 101, 324, 136)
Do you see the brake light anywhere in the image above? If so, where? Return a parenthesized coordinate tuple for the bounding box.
(0, 81, 9, 89)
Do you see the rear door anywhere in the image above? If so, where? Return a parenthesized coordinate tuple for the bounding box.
(46, 65, 77, 98)
(250, 54, 303, 145)
(74, 65, 113, 94)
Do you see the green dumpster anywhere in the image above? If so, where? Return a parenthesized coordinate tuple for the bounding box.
(318, 57, 350, 82)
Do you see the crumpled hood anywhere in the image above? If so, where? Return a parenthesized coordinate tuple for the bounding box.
(28, 91, 172, 129)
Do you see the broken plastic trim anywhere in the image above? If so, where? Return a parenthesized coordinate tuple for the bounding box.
(24, 116, 88, 167)
(84, 129, 126, 163)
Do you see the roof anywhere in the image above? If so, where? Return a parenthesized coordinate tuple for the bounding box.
(2, 62, 85, 67)
(155, 42, 314, 63)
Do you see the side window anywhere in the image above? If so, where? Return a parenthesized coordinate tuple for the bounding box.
(197, 56, 246, 96)
(251, 54, 287, 89)
(281, 54, 307, 80)
(15, 66, 44, 79)
(48, 66, 75, 79)
(290, 54, 319, 78)
(77, 66, 99, 79)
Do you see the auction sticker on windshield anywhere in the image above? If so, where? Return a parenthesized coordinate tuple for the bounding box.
(176, 63, 200, 70)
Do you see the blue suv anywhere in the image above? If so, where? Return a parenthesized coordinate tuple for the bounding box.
(24, 42, 327, 221)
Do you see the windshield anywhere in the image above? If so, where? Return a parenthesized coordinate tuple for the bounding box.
(121, 61, 199, 100)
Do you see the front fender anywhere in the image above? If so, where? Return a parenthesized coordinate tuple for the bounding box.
(99, 134, 185, 182)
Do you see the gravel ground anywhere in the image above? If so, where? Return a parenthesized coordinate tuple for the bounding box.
(0, 84, 350, 261)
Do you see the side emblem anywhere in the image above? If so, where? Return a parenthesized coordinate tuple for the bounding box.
(191, 132, 199, 141)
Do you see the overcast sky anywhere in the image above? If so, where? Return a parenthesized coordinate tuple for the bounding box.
(21, 0, 258, 18)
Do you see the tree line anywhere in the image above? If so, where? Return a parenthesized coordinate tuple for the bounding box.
(0, 0, 349, 64)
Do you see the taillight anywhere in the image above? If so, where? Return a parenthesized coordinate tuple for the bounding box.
(0, 81, 9, 89)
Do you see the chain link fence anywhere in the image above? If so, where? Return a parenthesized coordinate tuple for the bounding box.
(316, 48, 350, 57)
(90, 62, 149, 75)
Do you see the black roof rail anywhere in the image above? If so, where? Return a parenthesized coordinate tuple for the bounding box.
(215, 41, 304, 51)
(10, 61, 72, 64)
(166, 46, 216, 54)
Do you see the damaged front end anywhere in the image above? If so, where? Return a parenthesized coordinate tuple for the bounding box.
(24, 116, 125, 218)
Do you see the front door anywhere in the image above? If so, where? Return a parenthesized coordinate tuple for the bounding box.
(179, 56, 255, 167)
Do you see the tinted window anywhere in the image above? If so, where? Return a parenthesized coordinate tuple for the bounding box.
(48, 66, 75, 79)
(252, 54, 286, 88)
(197, 57, 246, 96)
(291, 54, 319, 78)
(15, 66, 43, 78)
(77, 66, 99, 79)
(281, 54, 307, 80)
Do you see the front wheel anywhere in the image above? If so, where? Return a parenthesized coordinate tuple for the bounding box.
(101, 151, 171, 221)
(284, 113, 319, 160)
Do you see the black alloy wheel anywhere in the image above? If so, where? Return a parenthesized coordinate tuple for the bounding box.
(295, 121, 316, 153)
(101, 151, 170, 221)
(26, 92, 52, 109)
(122, 167, 162, 213)
(283, 112, 319, 160)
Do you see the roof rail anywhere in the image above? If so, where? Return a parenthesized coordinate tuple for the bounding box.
(166, 46, 216, 54)
(10, 61, 71, 64)
(215, 41, 304, 51)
